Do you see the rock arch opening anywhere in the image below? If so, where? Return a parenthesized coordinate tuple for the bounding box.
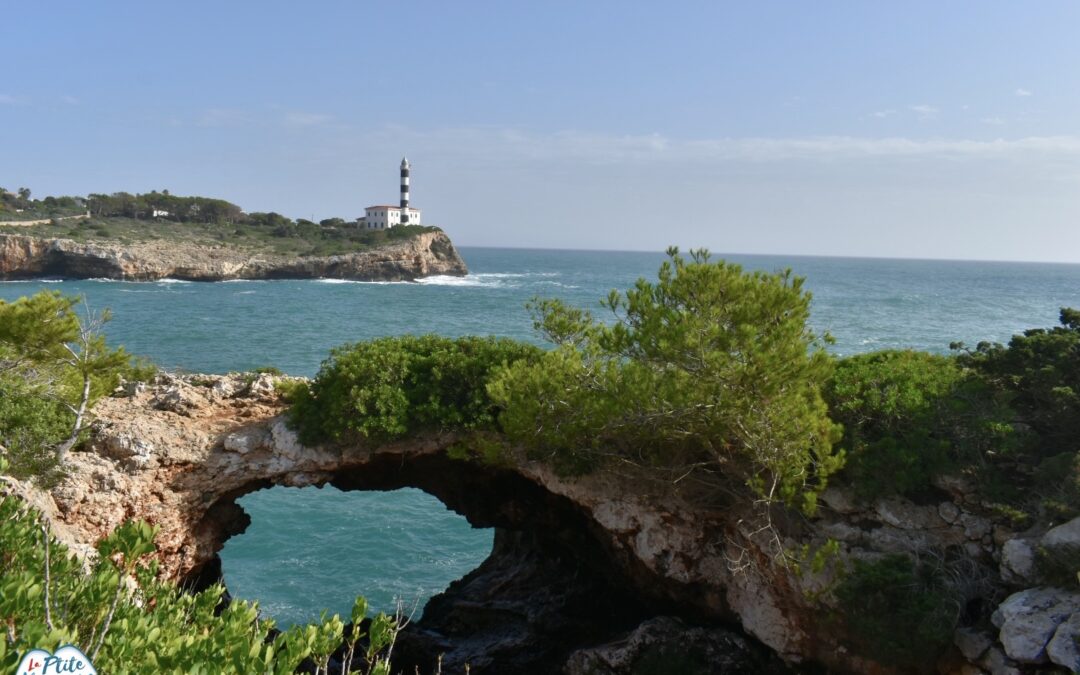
(218, 485, 493, 627)
(185, 445, 661, 673)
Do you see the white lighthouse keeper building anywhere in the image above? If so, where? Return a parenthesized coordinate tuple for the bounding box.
(361, 157, 422, 229)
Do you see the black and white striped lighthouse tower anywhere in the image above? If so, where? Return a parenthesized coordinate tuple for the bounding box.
(399, 156, 410, 223)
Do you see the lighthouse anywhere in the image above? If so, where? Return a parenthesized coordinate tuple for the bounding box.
(400, 156, 410, 223)
(360, 157, 423, 229)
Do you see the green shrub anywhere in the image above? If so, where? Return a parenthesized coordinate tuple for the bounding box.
(0, 491, 399, 674)
(274, 377, 309, 403)
(957, 308, 1080, 517)
(834, 554, 958, 668)
(489, 248, 844, 513)
(290, 335, 540, 445)
(826, 350, 978, 498)
(0, 378, 71, 485)
(0, 291, 139, 481)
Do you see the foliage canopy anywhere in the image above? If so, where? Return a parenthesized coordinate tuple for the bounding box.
(825, 349, 1011, 499)
(0, 292, 147, 483)
(954, 307, 1080, 517)
(0, 492, 399, 674)
(290, 335, 540, 445)
(489, 248, 844, 512)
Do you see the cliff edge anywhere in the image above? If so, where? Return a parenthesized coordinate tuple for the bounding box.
(0, 229, 467, 281)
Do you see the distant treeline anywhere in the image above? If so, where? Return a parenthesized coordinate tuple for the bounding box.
(1, 186, 362, 232)
(0, 186, 82, 216)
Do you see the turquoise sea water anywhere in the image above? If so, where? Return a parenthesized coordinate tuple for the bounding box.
(4, 247, 1080, 626)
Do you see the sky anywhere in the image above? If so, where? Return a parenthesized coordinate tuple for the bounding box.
(3, 1, 1080, 262)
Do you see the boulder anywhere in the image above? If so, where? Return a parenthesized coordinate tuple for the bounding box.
(978, 646, 1021, 675)
(211, 376, 245, 399)
(247, 373, 277, 400)
(939, 501, 961, 524)
(954, 626, 993, 661)
(874, 497, 945, 530)
(152, 384, 207, 415)
(222, 429, 268, 454)
(1045, 611, 1080, 672)
(1042, 515, 1080, 552)
(991, 587, 1080, 663)
(999, 539, 1037, 584)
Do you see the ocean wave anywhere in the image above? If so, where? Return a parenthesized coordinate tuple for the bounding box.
(416, 275, 488, 286)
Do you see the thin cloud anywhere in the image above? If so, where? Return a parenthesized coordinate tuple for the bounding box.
(283, 112, 333, 127)
(1015, 88, 1033, 97)
(61, 95, 80, 105)
(982, 117, 1006, 126)
(872, 109, 896, 118)
(363, 125, 1080, 164)
(0, 94, 23, 105)
(908, 104, 939, 120)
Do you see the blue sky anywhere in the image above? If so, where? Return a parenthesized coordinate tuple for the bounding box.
(3, 2, 1080, 261)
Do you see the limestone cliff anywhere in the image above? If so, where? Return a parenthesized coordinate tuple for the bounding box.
(0, 230, 467, 281)
(8, 375, 1080, 674)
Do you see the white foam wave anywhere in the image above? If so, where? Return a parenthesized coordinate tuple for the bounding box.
(468, 272, 528, 279)
(155, 278, 191, 284)
(415, 275, 498, 287)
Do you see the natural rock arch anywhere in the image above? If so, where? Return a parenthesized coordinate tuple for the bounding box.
(33, 374, 803, 673)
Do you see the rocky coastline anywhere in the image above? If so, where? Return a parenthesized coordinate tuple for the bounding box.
(6, 374, 1079, 674)
(0, 230, 467, 281)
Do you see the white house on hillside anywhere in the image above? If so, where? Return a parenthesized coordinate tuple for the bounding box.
(359, 157, 422, 229)
(362, 205, 421, 229)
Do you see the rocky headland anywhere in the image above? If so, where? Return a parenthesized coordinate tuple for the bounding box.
(0, 230, 467, 281)
(6, 375, 1079, 674)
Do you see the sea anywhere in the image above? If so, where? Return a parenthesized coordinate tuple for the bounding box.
(3, 247, 1080, 627)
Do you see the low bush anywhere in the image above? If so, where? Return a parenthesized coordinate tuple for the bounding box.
(833, 554, 958, 669)
(290, 335, 540, 445)
(0, 489, 400, 674)
(489, 248, 844, 513)
(824, 350, 1007, 499)
(957, 309, 1080, 518)
(0, 292, 143, 482)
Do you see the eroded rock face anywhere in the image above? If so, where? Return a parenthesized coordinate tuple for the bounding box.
(14, 375, 1073, 674)
(0, 230, 467, 281)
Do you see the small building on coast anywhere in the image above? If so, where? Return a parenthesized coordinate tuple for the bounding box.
(360, 157, 422, 229)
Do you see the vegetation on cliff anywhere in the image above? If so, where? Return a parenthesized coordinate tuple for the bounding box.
(827, 309, 1080, 522)
(0, 491, 400, 674)
(490, 248, 844, 513)
(0, 187, 441, 257)
(289, 335, 540, 445)
(0, 187, 84, 220)
(0, 292, 152, 484)
(291, 249, 846, 514)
